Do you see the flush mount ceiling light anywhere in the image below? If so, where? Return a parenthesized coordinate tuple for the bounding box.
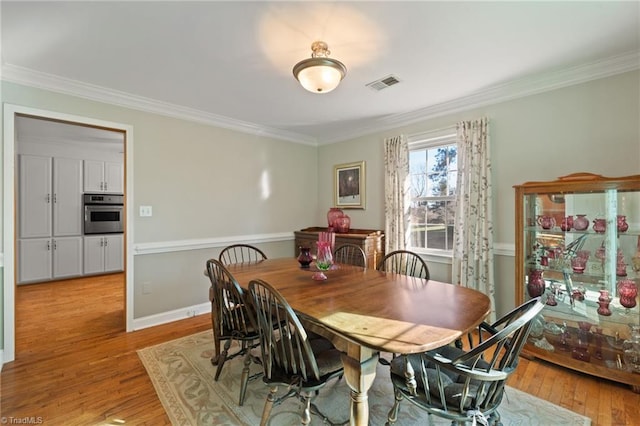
(292, 41, 347, 94)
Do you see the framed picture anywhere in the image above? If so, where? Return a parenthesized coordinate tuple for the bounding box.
(334, 161, 365, 209)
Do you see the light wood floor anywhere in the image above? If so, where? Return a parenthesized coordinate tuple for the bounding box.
(1, 274, 638, 425)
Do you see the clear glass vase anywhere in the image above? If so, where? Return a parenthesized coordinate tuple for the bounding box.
(312, 241, 333, 281)
(623, 325, 640, 373)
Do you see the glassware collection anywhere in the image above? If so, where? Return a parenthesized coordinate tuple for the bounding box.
(515, 173, 640, 391)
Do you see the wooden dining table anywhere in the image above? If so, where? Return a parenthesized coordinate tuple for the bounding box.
(225, 257, 491, 426)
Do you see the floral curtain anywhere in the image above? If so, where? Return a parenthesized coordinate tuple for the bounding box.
(384, 135, 409, 252)
(452, 117, 496, 321)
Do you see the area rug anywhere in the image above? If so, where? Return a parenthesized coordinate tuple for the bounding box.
(138, 330, 591, 426)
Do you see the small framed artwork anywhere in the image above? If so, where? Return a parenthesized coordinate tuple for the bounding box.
(334, 161, 365, 209)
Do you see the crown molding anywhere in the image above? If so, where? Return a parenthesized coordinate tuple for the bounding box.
(318, 50, 640, 145)
(1, 64, 317, 146)
(3, 50, 638, 147)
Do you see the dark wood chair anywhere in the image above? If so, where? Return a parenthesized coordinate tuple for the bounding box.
(247, 278, 345, 426)
(386, 297, 544, 426)
(333, 243, 368, 268)
(205, 258, 261, 406)
(377, 249, 430, 279)
(219, 244, 267, 265)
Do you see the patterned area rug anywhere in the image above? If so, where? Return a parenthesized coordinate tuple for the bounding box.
(138, 330, 591, 426)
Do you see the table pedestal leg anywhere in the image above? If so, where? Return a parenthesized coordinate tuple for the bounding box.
(341, 351, 379, 426)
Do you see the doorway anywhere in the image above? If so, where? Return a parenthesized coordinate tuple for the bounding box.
(3, 104, 134, 363)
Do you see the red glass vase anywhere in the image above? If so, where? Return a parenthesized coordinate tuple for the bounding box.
(527, 270, 546, 298)
(618, 279, 638, 309)
(335, 215, 351, 233)
(297, 246, 313, 268)
(597, 289, 612, 316)
(327, 208, 344, 229)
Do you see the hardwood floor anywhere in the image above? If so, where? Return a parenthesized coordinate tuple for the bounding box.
(1, 274, 210, 425)
(1, 274, 638, 425)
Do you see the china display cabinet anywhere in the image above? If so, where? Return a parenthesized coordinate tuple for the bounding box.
(514, 173, 640, 391)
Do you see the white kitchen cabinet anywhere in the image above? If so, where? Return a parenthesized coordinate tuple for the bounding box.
(18, 155, 83, 284)
(53, 157, 83, 236)
(84, 234, 124, 275)
(84, 160, 123, 193)
(19, 155, 52, 238)
(18, 237, 83, 284)
(19, 155, 83, 238)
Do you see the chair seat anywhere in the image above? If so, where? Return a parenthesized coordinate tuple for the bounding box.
(248, 278, 346, 425)
(385, 297, 544, 426)
(270, 336, 343, 387)
(390, 346, 492, 410)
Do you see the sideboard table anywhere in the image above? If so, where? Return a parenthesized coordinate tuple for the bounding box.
(294, 227, 385, 270)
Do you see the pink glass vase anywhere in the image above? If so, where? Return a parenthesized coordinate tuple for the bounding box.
(597, 289, 612, 316)
(335, 215, 351, 233)
(560, 216, 573, 231)
(618, 279, 638, 309)
(617, 215, 629, 233)
(327, 208, 344, 229)
(573, 214, 589, 231)
(593, 218, 606, 233)
(527, 270, 546, 298)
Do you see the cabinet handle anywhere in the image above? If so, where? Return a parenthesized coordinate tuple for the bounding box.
(47, 241, 51, 251)
(104, 182, 107, 191)
(100, 239, 104, 247)
(46, 193, 50, 203)
(53, 240, 57, 250)
(53, 193, 57, 203)
(104, 238, 108, 247)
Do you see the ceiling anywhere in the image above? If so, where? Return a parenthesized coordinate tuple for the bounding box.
(2, 1, 639, 145)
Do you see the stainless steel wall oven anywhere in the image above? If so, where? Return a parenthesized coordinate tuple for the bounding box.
(83, 193, 124, 234)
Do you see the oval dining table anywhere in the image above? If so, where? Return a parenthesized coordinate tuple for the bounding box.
(225, 257, 491, 426)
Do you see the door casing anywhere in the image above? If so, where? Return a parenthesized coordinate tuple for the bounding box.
(3, 104, 135, 363)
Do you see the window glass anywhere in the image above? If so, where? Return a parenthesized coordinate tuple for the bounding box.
(408, 138, 457, 252)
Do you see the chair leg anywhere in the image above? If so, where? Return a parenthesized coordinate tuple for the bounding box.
(301, 392, 312, 425)
(210, 308, 221, 365)
(490, 410, 502, 426)
(215, 339, 231, 381)
(386, 389, 403, 425)
(260, 385, 278, 426)
(239, 349, 252, 405)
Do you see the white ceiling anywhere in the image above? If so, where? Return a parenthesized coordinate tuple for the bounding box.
(2, 1, 639, 145)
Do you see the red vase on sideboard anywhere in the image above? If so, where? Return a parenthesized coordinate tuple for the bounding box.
(327, 208, 344, 230)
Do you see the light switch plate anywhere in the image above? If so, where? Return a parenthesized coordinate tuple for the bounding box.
(139, 206, 153, 217)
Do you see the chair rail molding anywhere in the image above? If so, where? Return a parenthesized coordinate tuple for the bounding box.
(133, 232, 293, 255)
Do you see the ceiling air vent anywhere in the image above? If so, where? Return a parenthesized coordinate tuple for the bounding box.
(366, 75, 401, 91)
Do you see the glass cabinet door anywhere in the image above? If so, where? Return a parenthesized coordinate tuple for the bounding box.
(515, 174, 640, 392)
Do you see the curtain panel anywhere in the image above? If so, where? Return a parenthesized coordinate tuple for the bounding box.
(452, 117, 496, 321)
(384, 135, 409, 253)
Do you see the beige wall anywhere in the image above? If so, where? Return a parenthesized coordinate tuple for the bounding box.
(1, 70, 638, 351)
(318, 70, 640, 315)
(1, 81, 318, 337)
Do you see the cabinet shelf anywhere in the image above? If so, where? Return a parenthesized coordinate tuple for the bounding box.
(515, 172, 640, 391)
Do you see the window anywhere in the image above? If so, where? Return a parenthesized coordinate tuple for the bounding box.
(408, 131, 457, 253)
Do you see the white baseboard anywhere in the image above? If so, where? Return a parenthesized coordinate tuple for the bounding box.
(132, 302, 211, 331)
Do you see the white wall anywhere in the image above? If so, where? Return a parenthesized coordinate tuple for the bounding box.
(318, 70, 640, 316)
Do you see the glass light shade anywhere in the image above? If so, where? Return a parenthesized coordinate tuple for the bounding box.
(293, 58, 346, 94)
